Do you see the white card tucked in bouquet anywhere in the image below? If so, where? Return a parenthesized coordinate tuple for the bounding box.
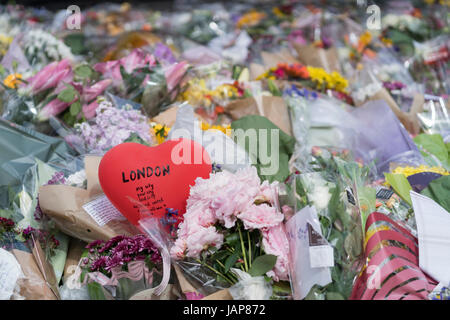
(286, 206, 332, 300)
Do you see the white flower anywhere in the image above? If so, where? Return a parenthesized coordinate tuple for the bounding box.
(228, 269, 273, 300)
(308, 185, 332, 211)
(66, 170, 87, 187)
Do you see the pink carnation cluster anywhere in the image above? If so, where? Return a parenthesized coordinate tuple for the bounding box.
(170, 166, 290, 281)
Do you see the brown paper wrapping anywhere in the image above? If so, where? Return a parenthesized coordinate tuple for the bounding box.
(62, 238, 86, 283)
(12, 249, 58, 300)
(261, 49, 299, 69)
(201, 289, 233, 300)
(293, 43, 341, 74)
(151, 106, 207, 128)
(226, 96, 292, 136)
(174, 264, 200, 295)
(85, 156, 103, 197)
(249, 63, 266, 81)
(38, 156, 139, 243)
(128, 284, 177, 300)
(31, 238, 60, 299)
(355, 88, 422, 135)
(39, 185, 139, 243)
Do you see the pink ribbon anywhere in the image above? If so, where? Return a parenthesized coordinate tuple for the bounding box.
(84, 260, 155, 287)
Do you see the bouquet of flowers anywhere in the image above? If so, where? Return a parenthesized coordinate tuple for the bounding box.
(256, 63, 350, 101)
(66, 99, 153, 154)
(288, 147, 373, 300)
(170, 166, 291, 299)
(94, 48, 189, 118)
(80, 234, 163, 300)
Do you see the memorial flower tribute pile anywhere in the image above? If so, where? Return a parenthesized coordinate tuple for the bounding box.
(0, 0, 449, 301)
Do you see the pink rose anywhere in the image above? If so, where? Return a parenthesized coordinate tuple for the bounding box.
(262, 224, 290, 281)
(238, 203, 284, 230)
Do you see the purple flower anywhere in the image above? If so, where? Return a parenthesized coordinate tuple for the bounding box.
(46, 171, 66, 185)
(90, 256, 108, 272)
(22, 226, 35, 238)
(0, 217, 15, 230)
(383, 81, 406, 91)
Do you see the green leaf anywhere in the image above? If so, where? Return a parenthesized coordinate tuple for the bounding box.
(231, 115, 295, 183)
(0, 65, 5, 75)
(420, 175, 450, 213)
(267, 79, 282, 96)
(87, 282, 106, 300)
(124, 133, 150, 146)
(69, 101, 81, 116)
(357, 186, 376, 233)
(414, 134, 449, 171)
(225, 233, 239, 245)
(57, 85, 77, 103)
(74, 65, 93, 79)
(248, 254, 277, 277)
(385, 173, 412, 206)
(326, 291, 345, 300)
(224, 252, 239, 272)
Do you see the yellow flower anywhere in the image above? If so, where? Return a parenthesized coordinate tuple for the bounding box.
(3, 73, 22, 89)
(381, 37, 393, 47)
(151, 123, 170, 145)
(272, 7, 284, 18)
(200, 122, 232, 136)
(306, 66, 348, 93)
(0, 35, 12, 55)
(359, 31, 372, 47)
(200, 121, 210, 131)
(392, 165, 449, 178)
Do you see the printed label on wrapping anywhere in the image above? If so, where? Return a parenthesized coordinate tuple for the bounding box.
(307, 223, 334, 268)
(82, 195, 126, 226)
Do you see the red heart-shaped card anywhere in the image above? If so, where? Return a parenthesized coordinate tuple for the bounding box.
(98, 138, 212, 226)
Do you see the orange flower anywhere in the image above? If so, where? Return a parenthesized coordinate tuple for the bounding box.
(236, 11, 266, 28)
(3, 73, 23, 89)
(357, 31, 372, 53)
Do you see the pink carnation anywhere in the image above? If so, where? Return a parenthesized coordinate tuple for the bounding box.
(262, 224, 290, 281)
(238, 203, 284, 230)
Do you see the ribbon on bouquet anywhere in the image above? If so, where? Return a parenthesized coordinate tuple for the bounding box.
(85, 260, 155, 287)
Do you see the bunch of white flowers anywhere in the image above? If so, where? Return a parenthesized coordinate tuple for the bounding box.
(23, 29, 74, 67)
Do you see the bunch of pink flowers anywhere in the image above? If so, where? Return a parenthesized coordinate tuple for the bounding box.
(23, 59, 111, 121)
(170, 166, 290, 282)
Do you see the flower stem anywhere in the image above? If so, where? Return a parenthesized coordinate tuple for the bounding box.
(238, 222, 248, 272)
(247, 231, 252, 268)
(216, 260, 238, 283)
(195, 259, 234, 285)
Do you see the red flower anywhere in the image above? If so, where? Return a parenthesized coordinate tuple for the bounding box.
(273, 67, 286, 79)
